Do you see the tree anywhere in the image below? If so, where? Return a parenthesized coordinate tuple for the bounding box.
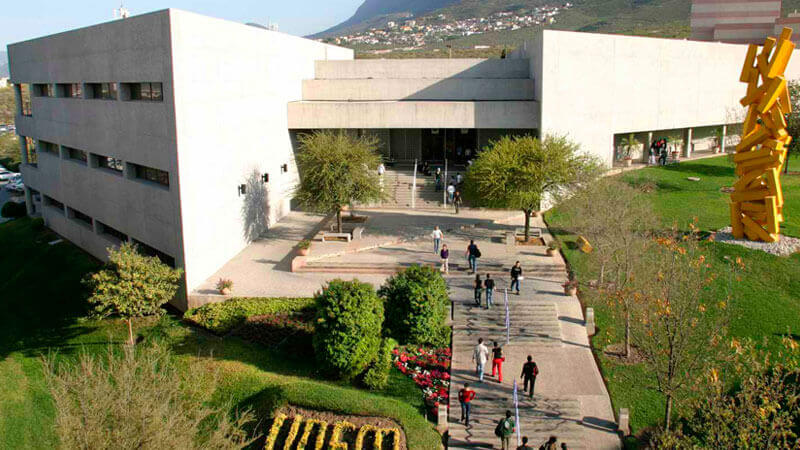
(628, 227, 736, 430)
(560, 179, 657, 357)
(293, 130, 385, 233)
(43, 343, 256, 449)
(0, 86, 15, 126)
(464, 134, 601, 240)
(0, 132, 21, 172)
(784, 80, 800, 174)
(378, 265, 450, 347)
(84, 243, 183, 345)
(312, 279, 384, 380)
(618, 133, 640, 160)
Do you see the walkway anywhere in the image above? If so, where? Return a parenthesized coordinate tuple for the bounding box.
(446, 217, 620, 449)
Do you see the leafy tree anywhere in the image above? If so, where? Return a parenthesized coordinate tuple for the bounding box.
(0, 86, 15, 126)
(84, 243, 183, 345)
(294, 130, 385, 232)
(464, 134, 601, 240)
(313, 279, 384, 380)
(0, 132, 21, 172)
(785, 80, 800, 173)
(379, 265, 450, 347)
(618, 133, 641, 160)
(43, 343, 256, 449)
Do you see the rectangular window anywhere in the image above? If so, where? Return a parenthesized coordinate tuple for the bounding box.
(65, 146, 87, 164)
(131, 163, 169, 188)
(33, 83, 53, 97)
(126, 82, 163, 102)
(98, 221, 128, 243)
(40, 141, 59, 156)
(18, 84, 32, 116)
(57, 83, 83, 98)
(133, 239, 175, 267)
(44, 196, 65, 213)
(88, 83, 117, 100)
(95, 154, 124, 173)
(68, 207, 93, 227)
(24, 136, 37, 166)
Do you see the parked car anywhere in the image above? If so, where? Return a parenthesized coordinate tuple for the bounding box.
(0, 170, 18, 182)
(5, 180, 24, 193)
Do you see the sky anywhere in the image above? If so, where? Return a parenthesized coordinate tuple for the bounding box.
(0, 0, 364, 50)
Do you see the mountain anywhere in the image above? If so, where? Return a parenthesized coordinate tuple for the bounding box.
(0, 52, 8, 78)
(312, 0, 461, 37)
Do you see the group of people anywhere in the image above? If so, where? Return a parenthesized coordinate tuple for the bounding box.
(648, 138, 670, 166)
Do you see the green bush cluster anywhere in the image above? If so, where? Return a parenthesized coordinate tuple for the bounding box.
(379, 265, 450, 347)
(362, 337, 397, 390)
(184, 297, 314, 334)
(30, 217, 45, 231)
(1, 201, 26, 218)
(313, 279, 384, 380)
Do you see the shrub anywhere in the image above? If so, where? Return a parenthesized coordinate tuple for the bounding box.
(184, 297, 314, 335)
(313, 279, 384, 380)
(362, 337, 397, 390)
(215, 278, 233, 292)
(1, 201, 26, 218)
(297, 239, 311, 250)
(30, 217, 45, 231)
(233, 312, 314, 355)
(378, 265, 450, 347)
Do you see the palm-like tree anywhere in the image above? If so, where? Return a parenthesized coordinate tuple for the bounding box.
(619, 133, 640, 160)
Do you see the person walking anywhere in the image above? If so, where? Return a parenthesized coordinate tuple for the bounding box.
(458, 382, 476, 426)
(560, 443, 569, 450)
(440, 244, 450, 274)
(491, 341, 505, 383)
(435, 168, 442, 191)
(473, 274, 483, 306)
(484, 273, 495, 308)
(431, 226, 444, 254)
(494, 410, 516, 450)
(516, 437, 533, 450)
(447, 183, 456, 202)
(510, 261, 523, 295)
(472, 338, 490, 382)
(541, 436, 558, 450)
(466, 240, 481, 274)
(453, 190, 463, 214)
(521, 355, 539, 398)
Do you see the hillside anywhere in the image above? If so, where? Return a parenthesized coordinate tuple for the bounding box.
(312, 0, 461, 37)
(0, 51, 8, 78)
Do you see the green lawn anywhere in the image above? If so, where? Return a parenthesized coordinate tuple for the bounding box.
(0, 218, 440, 449)
(546, 156, 800, 437)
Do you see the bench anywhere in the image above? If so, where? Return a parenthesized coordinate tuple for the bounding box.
(515, 227, 542, 238)
(352, 227, 364, 240)
(322, 232, 351, 242)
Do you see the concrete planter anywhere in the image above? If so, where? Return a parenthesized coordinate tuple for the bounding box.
(546, 248, 556, 256)
(623, 158, 633, 167)
(564, 287, 577, 296)
(298, 248, 310, 256)
(219, 288, 230, 296)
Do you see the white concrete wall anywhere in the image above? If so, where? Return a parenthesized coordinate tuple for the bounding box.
(169, 10, 352, 295)
(529, 30, 800, 167)
(302, 78, 534, 101)
(314, 58, 529, 79)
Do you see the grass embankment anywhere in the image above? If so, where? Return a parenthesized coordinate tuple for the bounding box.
(546, 156, 800, 435)
(0, 218, 440, 449)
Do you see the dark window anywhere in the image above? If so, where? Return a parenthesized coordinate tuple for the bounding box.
(44, 196, 64, 212)
(58, 83, 83, 98)
(34, 84, 53, 97)
(24, 137, 37, 166)
(88, 83, 117, 100)
(19, 84, 32, 116)
(65, 146, 87, 163)
(96, 154, 124, 173)
(40, 141, 59, 156)
(68, 207, 93, 227)
(133, 239, 175, 267)
(127, 82, 163, 102)
(98, 222, 128, 243)
(132, 163, 169, 188)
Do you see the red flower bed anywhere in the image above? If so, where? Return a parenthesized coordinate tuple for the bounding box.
(392, 346, 451, 415)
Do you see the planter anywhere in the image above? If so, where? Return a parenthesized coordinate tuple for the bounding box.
(623, 158, 633, 167)
(219, 288, 230, 296)
(546, 248, 556, 256)
(564, 287, 577, 296)
(298, 248, 310, 256)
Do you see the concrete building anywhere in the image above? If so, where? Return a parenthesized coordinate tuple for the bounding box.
(8, 9, 800, 308)
(690, 0, 800, 44)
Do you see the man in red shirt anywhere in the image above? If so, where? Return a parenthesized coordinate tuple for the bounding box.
(458, 382, 476, 426)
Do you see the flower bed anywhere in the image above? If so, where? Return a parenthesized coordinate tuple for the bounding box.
(392, 347, 451, 415)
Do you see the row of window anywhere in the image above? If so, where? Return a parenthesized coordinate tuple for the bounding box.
(42, 194, 175, 267)
(18, 82, 163, 116)
(23, 138, 170, 189)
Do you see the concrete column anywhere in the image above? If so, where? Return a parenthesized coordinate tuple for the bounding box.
(684, 128, 693, 158)
(721, 125, 727, 153)
(18, 136, 28, 165)
(437, 404, 448, 434)
(618, 408, 630, 436)
(24, 188, 34, 215)
(586, 307, 596, 336)
(13, 84, 23, 115)
(645, 132, 653, 162)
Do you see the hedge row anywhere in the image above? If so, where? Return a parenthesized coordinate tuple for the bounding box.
(184, 297, 314, 334)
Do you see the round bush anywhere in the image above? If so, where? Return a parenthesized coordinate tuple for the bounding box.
(1, 201, 27, 218)
(362, 337, 397, 390)
(379, 265, 450, 347)
(313, 279, 384, 380)
(31, 217, 45, 231)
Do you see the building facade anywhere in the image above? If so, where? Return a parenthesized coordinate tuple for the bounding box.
(8, 9, 800, 308)
(690, 0, 800, 44)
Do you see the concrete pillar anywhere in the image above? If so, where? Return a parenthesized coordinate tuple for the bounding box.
(437, 404, 448, 434)
(18, 136, 28, 165)
(506, 231, 516, 248)
(24, 188, 34, 215)
(13, 84, 23, 115)
(684, 128, 693, 158)
(586, 307, 596, 336)
(644, 131, 653, 162)
(721, 125, 727, 153)
(618, 408, 630, 436)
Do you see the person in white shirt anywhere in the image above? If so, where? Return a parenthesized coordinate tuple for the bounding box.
(377, 163, 385, 176)
(447, 183, 456, 202)
(431, 226, 444, 254)
(472, 338, 490, 382)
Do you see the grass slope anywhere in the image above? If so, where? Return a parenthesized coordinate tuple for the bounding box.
(0, 218, 440, 449)
(546, 156, 800, 436)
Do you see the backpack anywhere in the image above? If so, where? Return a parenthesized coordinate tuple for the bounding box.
(475, 249, 482, 258)
(494, 420, 503, 437)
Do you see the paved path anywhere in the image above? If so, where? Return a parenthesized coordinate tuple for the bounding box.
(446, 218, 620, 450)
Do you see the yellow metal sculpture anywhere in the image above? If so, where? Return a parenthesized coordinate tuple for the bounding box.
(731, 27, 794, 242)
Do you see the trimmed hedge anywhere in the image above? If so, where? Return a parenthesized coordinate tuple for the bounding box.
(1, 201, 26, 219)
(313, 279, 384, 380)
(379, 265, 450, 347)
(184, 297, 314, 334)
(362, 337, 397, 390)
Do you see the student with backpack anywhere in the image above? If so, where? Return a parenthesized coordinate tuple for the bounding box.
(521, 355, 539, 398)
(495, 410, 516, 450)
(516, 437, 533, 450)
(491, 341, 505, 383)
(465, 240, 481, 274)
(473, 274, 483, 306)
(484, 273, 495, 309)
